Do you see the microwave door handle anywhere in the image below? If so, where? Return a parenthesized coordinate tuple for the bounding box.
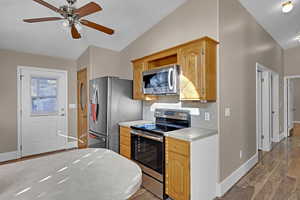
(168, 68, 174, 90)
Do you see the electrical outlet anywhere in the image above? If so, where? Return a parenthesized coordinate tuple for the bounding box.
(240, 150, 243, 159)
(204, 112, 210, 121)
(225, 107, 231, 117)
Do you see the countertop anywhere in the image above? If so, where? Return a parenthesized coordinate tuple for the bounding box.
(0, 148, 142, 200)
(119, 120, 153, 128)
(165, 127, 218, 142)
(119, 120, 217, 142)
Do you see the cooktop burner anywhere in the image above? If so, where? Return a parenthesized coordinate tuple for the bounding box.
(131, 123, 184, 134)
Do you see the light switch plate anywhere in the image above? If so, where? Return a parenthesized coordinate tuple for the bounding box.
(225, 108, 231, 117)
(69, 104, 77, 109)
(204, 112, 210, 121)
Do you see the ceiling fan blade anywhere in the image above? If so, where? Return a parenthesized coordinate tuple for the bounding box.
(71, 24, 81, 39)
(75, 2, 102, 18)
(33, 0, 60, 13)
(80, 20, 114, 35)
(23, 17, 63, 23)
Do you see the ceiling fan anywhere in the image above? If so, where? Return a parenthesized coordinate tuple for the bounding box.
(23, 0, 114, 39)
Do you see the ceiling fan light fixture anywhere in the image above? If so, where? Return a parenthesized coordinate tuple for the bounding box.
(75, 23, 82, 31)
(282, 1, 294, 13)
(62, 20, 69, 27)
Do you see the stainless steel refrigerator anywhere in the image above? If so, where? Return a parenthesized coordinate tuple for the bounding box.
(88, 77, 142, 153)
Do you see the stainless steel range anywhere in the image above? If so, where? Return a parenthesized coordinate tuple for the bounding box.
(130, 109, 191, 199)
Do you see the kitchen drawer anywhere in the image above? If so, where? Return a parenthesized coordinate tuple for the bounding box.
(120, 144, 131, 159)
(166, 137, 190, 156)
(120, 126, 131, 138)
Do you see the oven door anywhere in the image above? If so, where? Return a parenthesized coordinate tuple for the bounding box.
(131, 130, 164, 174)
(142, 65, 179, 95)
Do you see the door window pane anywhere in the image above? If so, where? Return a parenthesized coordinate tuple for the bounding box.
(31, 77, 58, 114)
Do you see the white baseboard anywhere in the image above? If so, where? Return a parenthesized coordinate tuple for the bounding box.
(65, 141, 78, 149)
(273, 132, 285, 143)
(216, 153, 258, 197)
(0, 151, 18, 162)
(279, 132, 285, 141)
(293, 121, 300, 124)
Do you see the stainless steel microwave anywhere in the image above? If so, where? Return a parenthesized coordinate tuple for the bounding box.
(142, 64, 180, 95)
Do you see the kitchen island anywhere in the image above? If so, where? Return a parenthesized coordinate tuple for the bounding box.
(0, 148, 142, 200)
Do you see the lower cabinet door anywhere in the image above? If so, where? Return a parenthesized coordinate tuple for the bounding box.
(166, 151, 190, 200)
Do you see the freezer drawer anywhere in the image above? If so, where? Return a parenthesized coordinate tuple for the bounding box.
(88, 132, 107, 148)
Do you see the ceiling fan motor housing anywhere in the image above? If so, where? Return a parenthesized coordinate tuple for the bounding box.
(67, 0, 77, 5)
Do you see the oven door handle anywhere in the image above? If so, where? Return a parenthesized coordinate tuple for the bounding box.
(131, 131, 163, 142)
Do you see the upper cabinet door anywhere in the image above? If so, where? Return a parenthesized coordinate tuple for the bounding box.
(178, 40, 217, 101)
(133, 61, 146, 100)
(178, 41, 205, 100)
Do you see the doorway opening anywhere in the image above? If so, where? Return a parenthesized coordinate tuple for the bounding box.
(284, 76, 300, 138)
(17, 66, 68, 158)
(256, 63, 279, 152)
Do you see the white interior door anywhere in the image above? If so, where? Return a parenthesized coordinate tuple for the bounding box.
(288, 79, 294, 132)
(271, 74, 280, 142)
(262, 71, 272, 151)
(257, 71, 263, 150)
(19, 67, 67, 157)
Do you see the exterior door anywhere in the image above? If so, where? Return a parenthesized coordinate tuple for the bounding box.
(77, 68, 88, 148)
(19, 67, 67, 157)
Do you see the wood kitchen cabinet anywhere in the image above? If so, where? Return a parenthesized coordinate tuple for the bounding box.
(165, 134, 218, 200)
(178, 39, 217, 101)
(132, 60, 157, 101)
(132, 61, 146, 100)
(131, 37, 218, 102)
(165, 137, 190, 200)
(119, 126, 131, 159)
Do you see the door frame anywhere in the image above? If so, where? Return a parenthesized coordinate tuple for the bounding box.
(17, 66, 68, 158)
(284, 75, 300, 137)
(256, 63, 279, 152)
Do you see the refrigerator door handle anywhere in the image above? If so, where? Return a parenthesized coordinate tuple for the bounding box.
(89, 130, 107, 137)
(91, 88, 99, 122)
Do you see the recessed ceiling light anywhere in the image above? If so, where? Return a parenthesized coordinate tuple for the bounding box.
(282, 1, 294, 13)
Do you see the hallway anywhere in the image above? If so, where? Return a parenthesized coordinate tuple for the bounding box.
(218, 134, 300, 199)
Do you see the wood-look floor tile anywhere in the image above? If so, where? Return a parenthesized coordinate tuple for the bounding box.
(288, 159, 300, 178)
(218, 135, 300, 200)
(218, 186, 255, 200)
(130, 188, 160, 200)
(272, 176, 297, 200)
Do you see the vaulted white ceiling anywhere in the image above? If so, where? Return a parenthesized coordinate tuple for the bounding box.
(239, 0, 300, 49)
(0, 0, 186, 59)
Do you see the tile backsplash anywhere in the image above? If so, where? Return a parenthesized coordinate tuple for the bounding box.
(142, 96, 218, 129)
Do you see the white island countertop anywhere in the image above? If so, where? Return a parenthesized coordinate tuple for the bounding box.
(165, 127, 218, 142)
(0, 148, 142, 200)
